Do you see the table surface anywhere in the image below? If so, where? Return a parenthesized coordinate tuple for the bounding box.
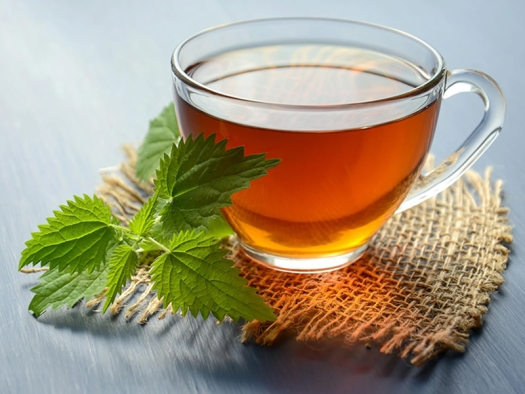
(2, 1, 524, 393)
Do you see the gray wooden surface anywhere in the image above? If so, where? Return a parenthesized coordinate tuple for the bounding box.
(1, 0, 524, 393)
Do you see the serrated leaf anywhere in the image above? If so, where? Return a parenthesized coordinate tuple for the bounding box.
(128, 191, 159, 237)
(150, 231, 276, 322)
(136, 103, 180, 181)
(28, 264, 108, 317)
(102, 243, 138, 313)
(19, 195, 118, 274)
(156, 133, 280, 234)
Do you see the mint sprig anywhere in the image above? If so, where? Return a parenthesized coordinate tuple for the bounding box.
(20, 112, 279, 323)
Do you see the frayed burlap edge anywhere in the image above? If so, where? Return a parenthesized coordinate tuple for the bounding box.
(234, 168, 513, 365)
(78, 146, 511, 365)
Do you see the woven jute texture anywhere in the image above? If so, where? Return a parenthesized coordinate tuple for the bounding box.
(95, 146, 512, 366)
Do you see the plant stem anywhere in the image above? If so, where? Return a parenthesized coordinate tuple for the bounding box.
(146, 237, 170, 253)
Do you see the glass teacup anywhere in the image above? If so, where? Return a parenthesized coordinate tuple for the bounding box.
(171, 18, 505, 273)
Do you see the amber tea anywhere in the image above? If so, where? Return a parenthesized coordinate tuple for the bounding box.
(175, 44, 440, 258)
(172, 18, 505, 273)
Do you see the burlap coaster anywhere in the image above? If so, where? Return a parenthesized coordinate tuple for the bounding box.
(95, 146, 512, 366)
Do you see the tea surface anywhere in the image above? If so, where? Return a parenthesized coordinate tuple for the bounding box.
(188, 45, 429, 106)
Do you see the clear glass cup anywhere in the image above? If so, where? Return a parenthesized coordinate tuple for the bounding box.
(171, 17, 505, 273)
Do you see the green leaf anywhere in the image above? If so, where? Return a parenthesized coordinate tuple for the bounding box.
(156, 133, 280, 234)
(128, 191, 159, 237)
(28, 264, 108, 317)
(19, 195, 118, 274)
(136, 103, 180, 181)
(102, 243, 139, 313)
(150, 231, 276, 322)
(207, 216, 234, 239)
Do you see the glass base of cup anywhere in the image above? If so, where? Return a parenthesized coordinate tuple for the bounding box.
(239, 242, 369, 274)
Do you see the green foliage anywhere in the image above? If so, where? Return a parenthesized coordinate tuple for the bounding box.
(150, 231, 276, 322)
(19, 195, 118, 274)
(136, 103, 180, 182)
(102, 244, 139, 312)
(156, 133, 280, 233)
(20, 106, 278, 323)
(28, 264, 108, 317)
(128, 191, 159, 237)
(207, 216, 234, 239)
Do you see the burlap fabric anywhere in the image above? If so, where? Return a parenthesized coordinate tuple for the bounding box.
(94, 146, 512, 366)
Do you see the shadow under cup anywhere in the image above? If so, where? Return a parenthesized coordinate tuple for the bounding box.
(171, 18, 504, 273)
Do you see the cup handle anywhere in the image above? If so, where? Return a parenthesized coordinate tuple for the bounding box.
(396, 69, 506, 213)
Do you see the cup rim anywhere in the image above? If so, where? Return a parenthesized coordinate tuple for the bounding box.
(171, 17, 446, 109)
